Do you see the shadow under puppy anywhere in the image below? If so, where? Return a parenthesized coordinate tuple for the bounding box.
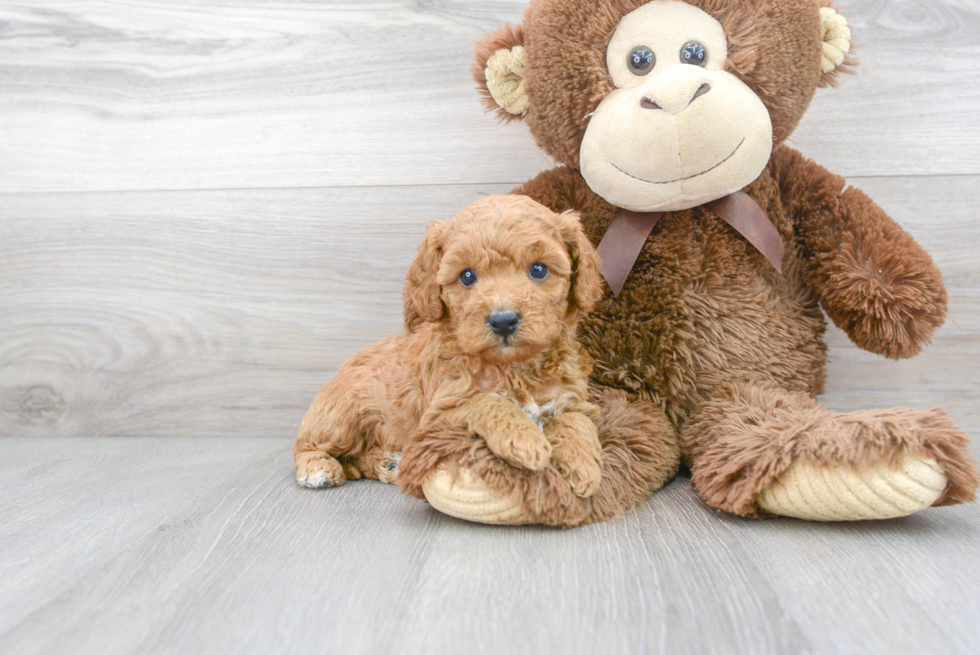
(295, 195, 612, 502)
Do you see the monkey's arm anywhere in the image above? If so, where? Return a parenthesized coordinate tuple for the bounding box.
(771, 145, 947, 359)
(512, 167, 606, 216)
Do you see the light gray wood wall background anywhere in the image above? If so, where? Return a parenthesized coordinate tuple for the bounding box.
(1, 0, 978, 441)
(3, 2, 980, 654)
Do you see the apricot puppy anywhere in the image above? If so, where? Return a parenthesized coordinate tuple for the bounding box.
(294, 195, 605, 498)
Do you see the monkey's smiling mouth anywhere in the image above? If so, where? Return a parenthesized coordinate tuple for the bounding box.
(612, 138, 745, 185)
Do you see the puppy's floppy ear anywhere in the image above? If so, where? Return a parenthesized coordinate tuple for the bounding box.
(553, 210, 603, 320)
(472, 23, 527, 122)
(403, 219, 446, 331)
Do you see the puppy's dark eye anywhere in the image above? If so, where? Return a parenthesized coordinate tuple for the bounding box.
(680, 41, 707, 66)
(459, 269, 478, 287)
(627, 46, 655, 75)
(528, 263, 549, 281)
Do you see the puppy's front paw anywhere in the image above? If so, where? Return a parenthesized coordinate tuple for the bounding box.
(488, 423, 553, 471)
(295, 451, 346, 488)
(552, 444, 602, 498)
(543, 411, 603, 498)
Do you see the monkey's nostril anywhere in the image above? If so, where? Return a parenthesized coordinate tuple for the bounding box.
(691, 83, 711, 103)
(487, 309, 521, 338)
(640, 96, 662, 110)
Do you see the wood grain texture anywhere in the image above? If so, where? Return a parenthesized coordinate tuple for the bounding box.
(0, 184, 509, 437)
(0, 0, 978, 195)
(2, 178, 978, 443)
(1, 437, 978, 655)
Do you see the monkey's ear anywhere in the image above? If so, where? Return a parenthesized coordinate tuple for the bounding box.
(403, 220, 446, 331)
(817, 4, 856, 87)
(472, 24, 528, 121)
(553, 210, 603, 321)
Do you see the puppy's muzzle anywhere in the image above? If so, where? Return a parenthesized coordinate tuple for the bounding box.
(487, 309, 521, 338)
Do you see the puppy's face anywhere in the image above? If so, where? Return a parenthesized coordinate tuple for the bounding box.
(404, 195, 603, 364)
(438, 214, 572, 363)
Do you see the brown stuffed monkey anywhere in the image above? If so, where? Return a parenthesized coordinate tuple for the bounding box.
(398, 0, 978, 526)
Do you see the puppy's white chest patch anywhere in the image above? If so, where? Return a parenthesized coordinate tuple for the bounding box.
(520, 399, 558, 431)
(494, 391, 576, 431)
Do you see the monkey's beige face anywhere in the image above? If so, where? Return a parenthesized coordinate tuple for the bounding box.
(580, 0, 773, 212)
(436, 213, 573, 364)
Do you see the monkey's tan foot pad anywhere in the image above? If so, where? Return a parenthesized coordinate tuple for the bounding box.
(421, 466, 531, 525)
(757, 454, 948, 521)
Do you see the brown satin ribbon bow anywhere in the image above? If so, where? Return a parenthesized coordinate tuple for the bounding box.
(595, 191, 783, 296)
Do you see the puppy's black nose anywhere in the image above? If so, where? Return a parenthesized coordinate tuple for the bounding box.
(487, 309, 521, 337)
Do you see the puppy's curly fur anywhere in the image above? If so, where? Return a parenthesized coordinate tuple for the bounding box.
(294, 195, 609, 498)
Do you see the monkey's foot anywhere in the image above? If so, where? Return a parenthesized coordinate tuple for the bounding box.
(421, 466, 530, 525)
(757, 453, 947, 521)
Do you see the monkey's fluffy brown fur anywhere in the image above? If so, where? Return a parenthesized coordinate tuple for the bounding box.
(295, 195, 678, 509)
(396, 0, 977, 523)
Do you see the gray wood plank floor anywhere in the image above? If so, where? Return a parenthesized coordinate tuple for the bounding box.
(2, 0, 979, 653)
(2, 437, 979, 655)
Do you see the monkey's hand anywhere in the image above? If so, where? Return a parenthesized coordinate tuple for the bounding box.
(772, 146, 947, 359)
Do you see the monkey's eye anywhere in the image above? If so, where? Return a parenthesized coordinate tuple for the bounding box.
(680, 41, 707, 66)
(528, 263, 549, 281)
(459, 269, 478, 287)
(627, 46, 655, 75)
